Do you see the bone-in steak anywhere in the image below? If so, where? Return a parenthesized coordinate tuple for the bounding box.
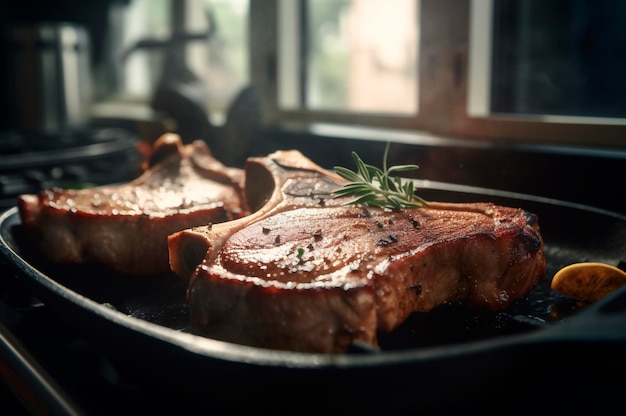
(168, 150, 546, 353)
(18, 133, 247, 275)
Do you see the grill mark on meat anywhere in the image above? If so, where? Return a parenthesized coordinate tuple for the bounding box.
(168, 150, 546, 353)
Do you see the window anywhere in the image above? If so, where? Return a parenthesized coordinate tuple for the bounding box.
(279, 0, 418, 114)
(106, 0, 626, 149)
(114, 0, 172, 99)
(252, 0, 626, 148)
(488, 0, 626, 119)
(187, 0, 249, 122)
(465, 0, 626, 147)
(102, 0, 249, 123)
(266, 0, 420, 128)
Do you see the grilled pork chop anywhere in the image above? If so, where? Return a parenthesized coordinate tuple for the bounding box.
(18, 133, 247, 275)
(168, 150, 546, 353)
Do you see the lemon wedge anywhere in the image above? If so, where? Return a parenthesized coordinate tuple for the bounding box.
(551, 262, 626, 303)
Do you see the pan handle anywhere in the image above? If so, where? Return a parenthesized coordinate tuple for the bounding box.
(532, 283, 626, 344)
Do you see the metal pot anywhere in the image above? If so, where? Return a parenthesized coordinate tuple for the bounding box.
(5, 22, 92, 134)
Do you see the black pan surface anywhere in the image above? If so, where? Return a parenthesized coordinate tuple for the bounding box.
(1, 180, 625, 412)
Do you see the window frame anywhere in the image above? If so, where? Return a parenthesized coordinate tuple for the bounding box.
(249, 0, 626, 149)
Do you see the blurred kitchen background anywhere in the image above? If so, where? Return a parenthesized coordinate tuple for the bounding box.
(0, 0, 625, 213)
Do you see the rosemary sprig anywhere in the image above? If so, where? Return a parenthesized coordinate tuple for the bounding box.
(332, 142, 429, 210)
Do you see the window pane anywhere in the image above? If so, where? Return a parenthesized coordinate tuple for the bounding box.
(490, 0, 626, 119)
(118, 0, 172, 97)
(189, 0, 249, 120)
(306, 0, 418, 114)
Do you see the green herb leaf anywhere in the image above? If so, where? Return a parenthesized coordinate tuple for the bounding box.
(332, 142, 428, 210)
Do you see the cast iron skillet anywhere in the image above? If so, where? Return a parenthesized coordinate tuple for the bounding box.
(1, 180, 625, 412)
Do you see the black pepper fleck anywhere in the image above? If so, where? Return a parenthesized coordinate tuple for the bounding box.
(410, 283, 422, 295)
(376, 234, 398, 246)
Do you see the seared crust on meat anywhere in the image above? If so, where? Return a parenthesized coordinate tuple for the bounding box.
(168, 150, 546, 353)
(17, 133, 247, 275)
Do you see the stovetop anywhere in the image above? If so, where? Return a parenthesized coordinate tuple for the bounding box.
(0, 127, 143, 211)
(0, 126, 177, 414)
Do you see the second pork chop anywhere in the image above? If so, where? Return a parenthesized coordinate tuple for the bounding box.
(18, 133, 247, 275)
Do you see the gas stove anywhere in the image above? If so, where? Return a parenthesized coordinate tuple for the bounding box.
(0, 127, 143, 211)
(0, 126, 161, 414)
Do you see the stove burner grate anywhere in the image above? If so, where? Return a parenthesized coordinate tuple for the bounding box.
(0, 127, 143, 210)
